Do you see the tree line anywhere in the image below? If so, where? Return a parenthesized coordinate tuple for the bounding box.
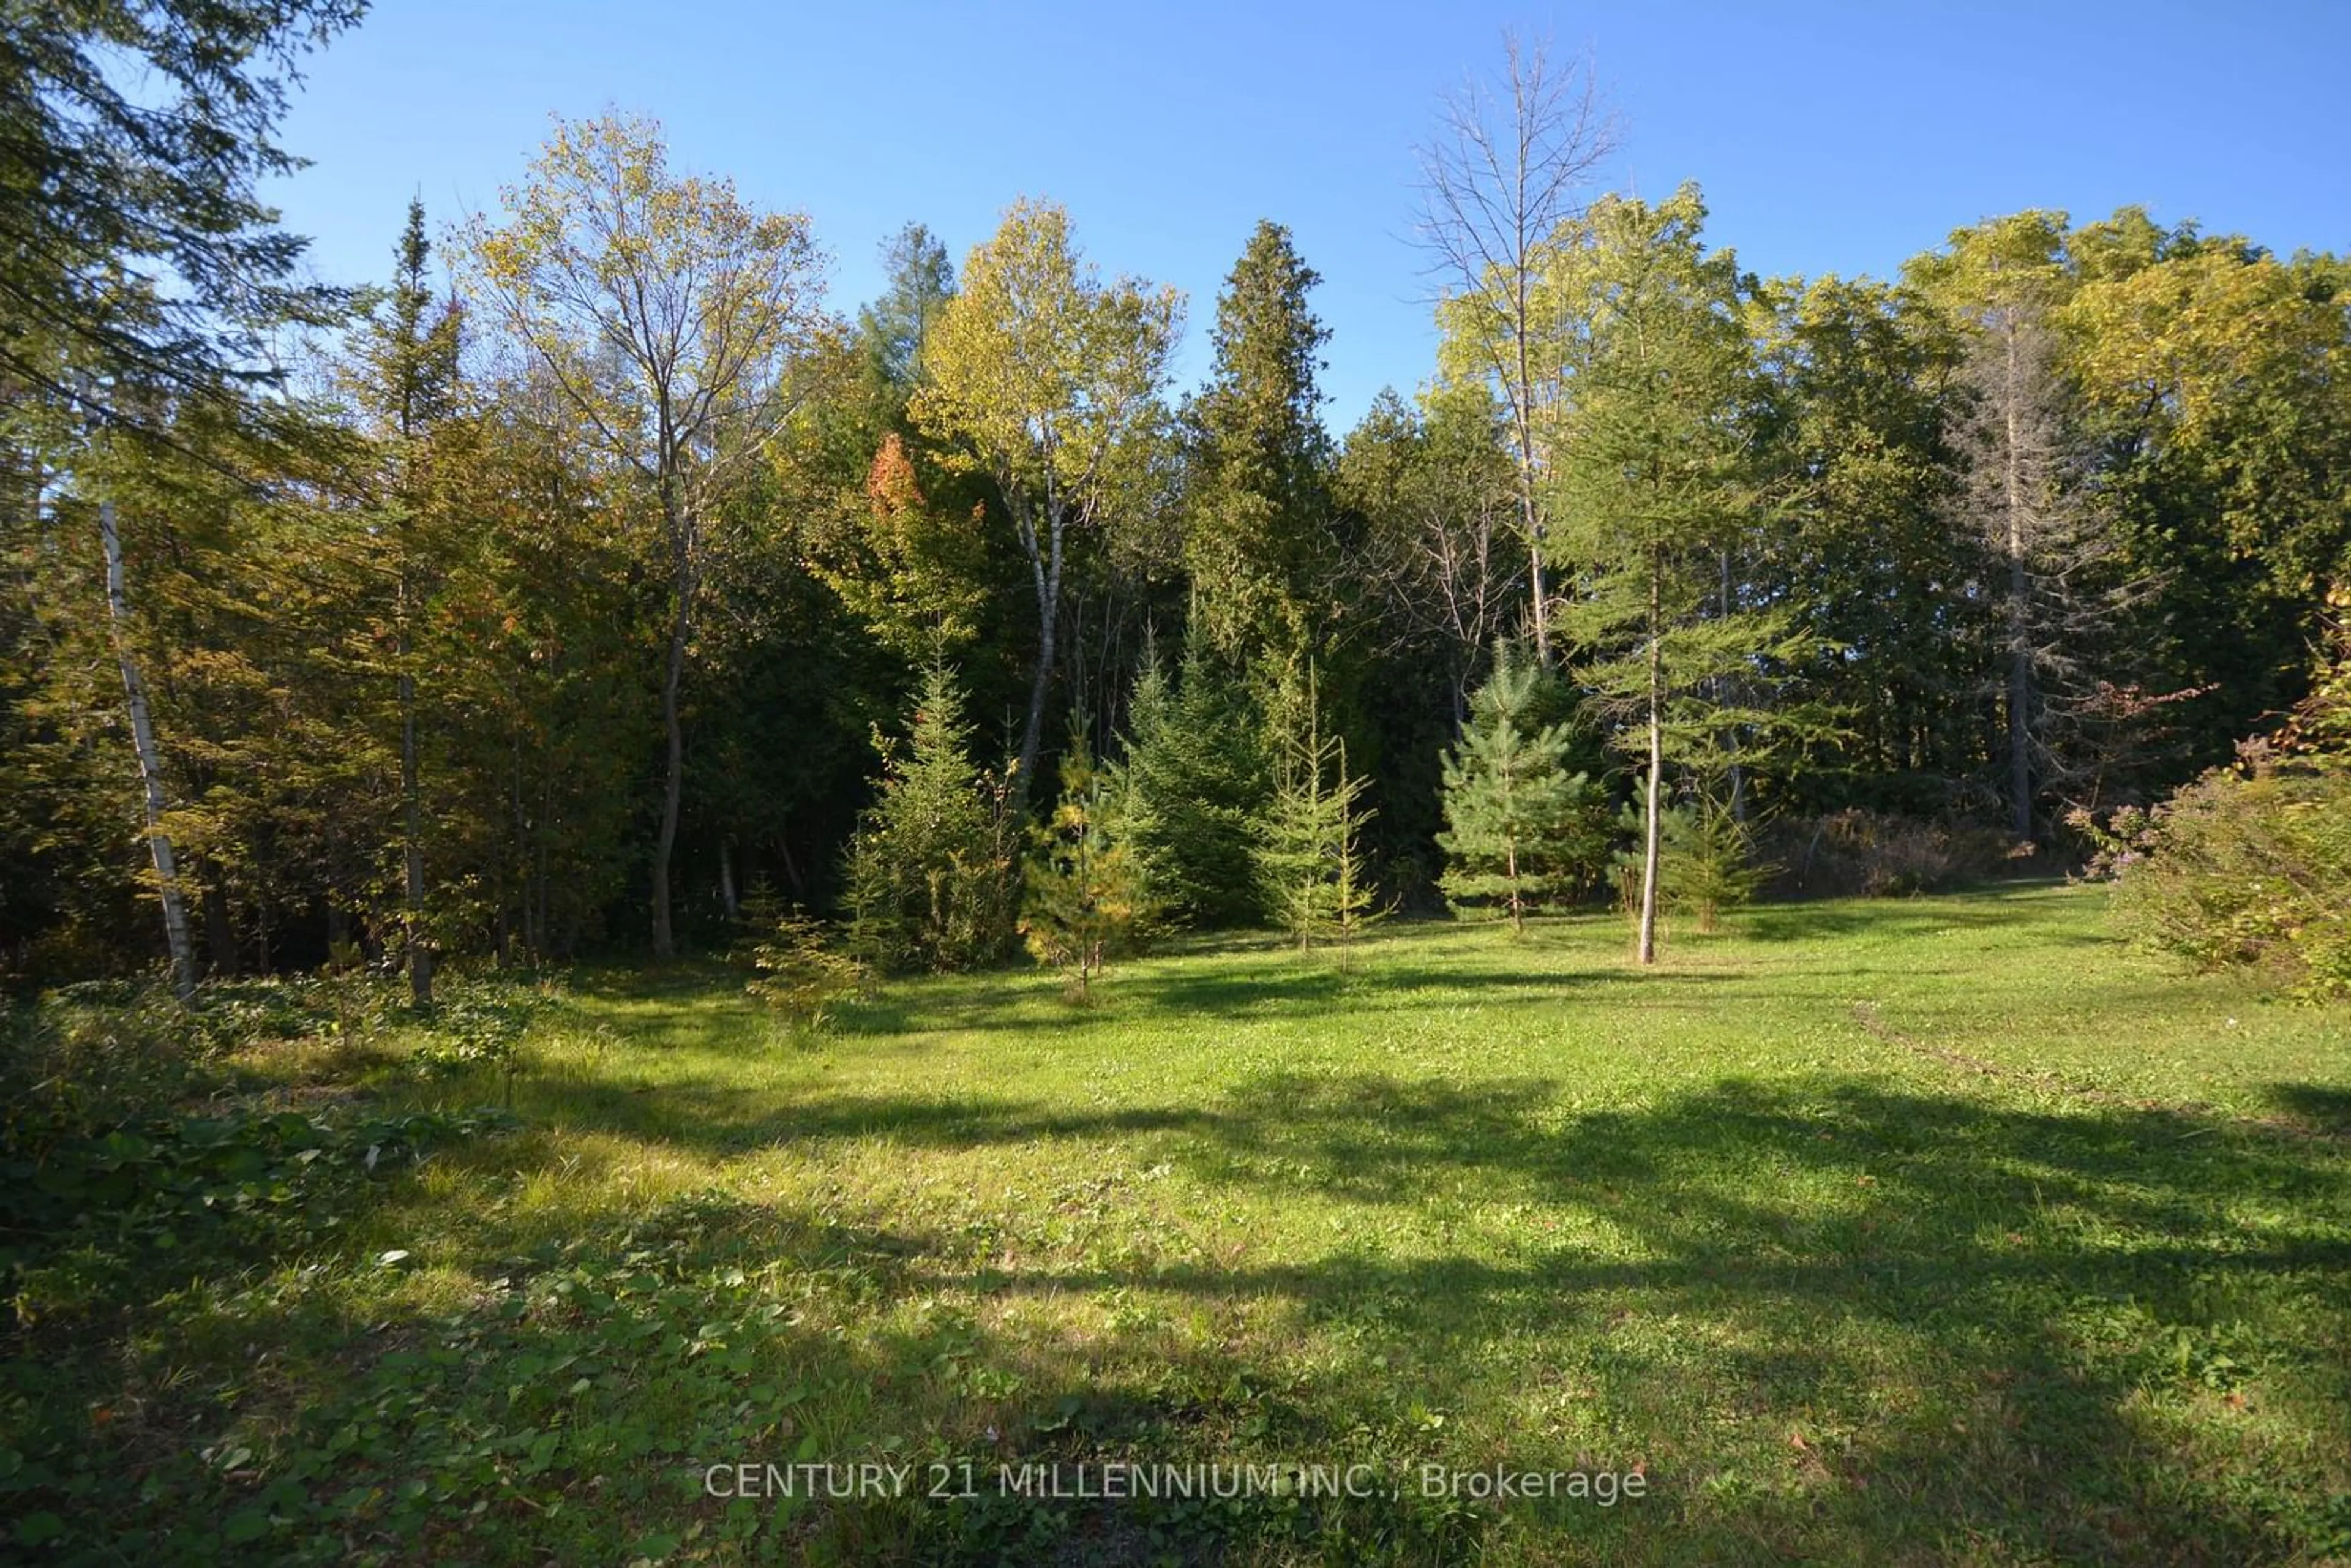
(4, 10, 2347, 991)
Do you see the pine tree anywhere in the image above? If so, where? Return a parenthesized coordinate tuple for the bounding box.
(1610, 793, 1765, 934)
(1438, 645, 1608, 931)
(842, 662, 1016, 973)
(1256, 664, 1381, 949)
(1021, 724, 1148, 994)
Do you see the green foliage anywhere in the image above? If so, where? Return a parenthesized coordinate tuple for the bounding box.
(1438, 645, 1610, 929)
(842, 664, 1016, 973)
(1021, 727, 1149, 992)
(2084, 609, 2351, 999)
(0, 0, 362, 403)
(2087, 748, 2351, 1000)
(1256, 666, 1382, 950)
(1183, 220, 1336, 673)
(1657, 794, 1769, 933)
(4, 1105, 517, 1310)
(809, 432, 991, 658)
(1613, 795, 1773, 933)
(1118, 649, 1272, 928)
(742, 910, 871, 1035)
(408, 988, 550, 1078)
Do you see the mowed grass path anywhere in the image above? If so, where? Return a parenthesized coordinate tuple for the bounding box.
(96, 886, 2351, 1562)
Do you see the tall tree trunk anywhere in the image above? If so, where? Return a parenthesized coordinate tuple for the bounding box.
(778, 822, 805, 902)
(1721, 546, 1746, 820)
(652, 481, 690, 959)
(718, 840, 738, 920)
(2003, 320, 2033, 843)
(1505, 836, 1523, 933)
(1512, 322, 1552, 667)
(100, 499, 195, 1000)
(1014, 499, 1063, 819)
(399, 604, 433, 1004)
(1638, 556, 1664, 967)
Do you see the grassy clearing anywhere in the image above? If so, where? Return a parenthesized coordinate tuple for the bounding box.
(7, 882, 2350, 1564)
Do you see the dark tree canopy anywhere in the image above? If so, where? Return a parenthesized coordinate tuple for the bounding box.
(0, 0, 364, 414)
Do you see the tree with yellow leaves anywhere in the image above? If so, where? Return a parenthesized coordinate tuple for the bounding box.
(910, 199, 1180, 815)
(462, 111, 829, 956)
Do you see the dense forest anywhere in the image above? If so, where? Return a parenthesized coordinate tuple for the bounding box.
(6, 9, 2348, 996)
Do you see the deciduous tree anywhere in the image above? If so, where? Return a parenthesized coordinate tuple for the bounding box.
(1417, 31, 1617, 667)
(463, 111, 828, 956)
(912, 199, 1180, 815)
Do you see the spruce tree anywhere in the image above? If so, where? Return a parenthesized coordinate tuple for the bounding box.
(1438, 645, 1608, 931)
(347, 198, 465, 1007)
(1183, 221, 1336, 677)
(1120, 646, 1271, 928)
(842, 662, 1016, 972)
(1256, 664, 1381, 950)
(1021, 724, 1148, 993)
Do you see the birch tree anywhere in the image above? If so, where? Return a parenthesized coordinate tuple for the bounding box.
(1417, 30, 1617, 668)
(910, 199, 1180, 814)
(98, 489, 196, 999)
(463, 112, 828, 956)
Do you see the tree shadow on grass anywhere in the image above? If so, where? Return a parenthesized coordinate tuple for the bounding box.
(1731, 879, 2082, 944)
(2269, 1082, 2351, 1138)
(864, 1071, 2351, 1564)
(69, 1063, 2342, 1564)
(484, 1045, 2351, 1561)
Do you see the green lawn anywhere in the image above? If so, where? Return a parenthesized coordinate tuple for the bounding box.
(10, 883, 2351, 1564)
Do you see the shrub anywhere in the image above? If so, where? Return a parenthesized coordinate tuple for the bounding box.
(408, 981, 553, 1077)
(2080, 743, 2351, 999)
(2078, 597, 2351, 1000)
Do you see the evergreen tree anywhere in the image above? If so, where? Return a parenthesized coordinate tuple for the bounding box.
(1549, 188, 1818, 963)
(1256, 664, 1381, 950)
(1119, 645, 1270, 928)
(1183, 220, 1337, 677)
(344, 198, 466, 1005)
(1021, 723, 1148, 993)
(1610, 794, 1766, 934)
(857, 223, 956, 397)
(1, 0, 362, 415)
(1438, 645, 1609, 931)
(842, 663, 1016, 972)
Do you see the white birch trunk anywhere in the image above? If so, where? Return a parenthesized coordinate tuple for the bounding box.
(100, 499, 196, 1000)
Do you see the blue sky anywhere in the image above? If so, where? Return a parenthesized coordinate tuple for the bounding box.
(266, 1, 2348, 430)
